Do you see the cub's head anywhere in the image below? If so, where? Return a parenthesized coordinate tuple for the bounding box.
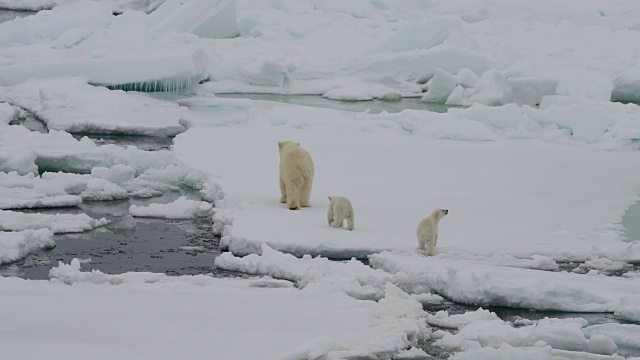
(278, 141, 300, 152)
(433, 208, 449, 220)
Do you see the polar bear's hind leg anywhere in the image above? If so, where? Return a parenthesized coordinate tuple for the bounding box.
(300, 178, 313, 207)
(279, 178, 287, 203)
(286, 185, 300, 210)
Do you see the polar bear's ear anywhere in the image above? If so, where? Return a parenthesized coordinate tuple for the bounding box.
(296, 142, 300, 146)
(278, 141, 283, 149)
(328, 196, 332, 201)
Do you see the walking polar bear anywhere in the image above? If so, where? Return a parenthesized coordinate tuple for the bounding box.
(327, 196, 354, 231)
(417, 208, 449, 256)
(278, 141, 314, 210)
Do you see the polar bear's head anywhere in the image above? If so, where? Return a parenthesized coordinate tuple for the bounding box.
(278, 141, 300, 152)
(432, 208, 449, 221)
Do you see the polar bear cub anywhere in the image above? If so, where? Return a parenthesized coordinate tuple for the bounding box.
(416, 208, 449, 256)
(278, 141, 315, 210)
(328, 196, 354, 231)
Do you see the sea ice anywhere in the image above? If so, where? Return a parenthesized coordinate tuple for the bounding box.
(22, 259, 428, 360)
(0, 2, 209, 89)
(0, 210, 108, 233)
(584, 323, 640, 351)
(173, 102, 640, 260)
(502, 77, 558, 107)
(370, 252, 640, 313)
(0, 229, 53, 265)
(129, 196, 213, 219)
(2, 77, 187, 136)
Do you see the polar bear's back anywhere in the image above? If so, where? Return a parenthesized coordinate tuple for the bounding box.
(416, 216, 436, 241)
(279, 144, 314, 180)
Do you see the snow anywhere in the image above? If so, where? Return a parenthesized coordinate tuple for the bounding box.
(0, 186, 82, 209)
(174, 101, 640, 260)
(149, 0, 239, 39)
(0, 101, 17, 125)
(3, 1, 640, 358)
(129, 196, 213, 219)
(430, 311, 626, 358)
(588, 334, 618, 356)
(394, 347, 430, 359)
(0, 1, 215, 89)
(614, 295, 640, 322)
(574, 257, 632, 275)
(0, 229, 54, 265)
(584, 323, 640, 351)
(426, 308, 500, 329)
(215, 243, 392, 300)
(0, 258, 429, 360)
(0, 124, 174, 175)
(0, 209, 108, 233)
(502, 77, 558, 107)
(0, 0, 166, 13)
(370, 252, 640, 313)
(2, 77, 187, 136)
(322, 82, 401, 101)
(449, 345, 625, 360)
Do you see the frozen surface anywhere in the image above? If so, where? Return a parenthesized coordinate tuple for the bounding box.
(0, 209, 107, 233)
(174, 102, 640, 260)
(614, 295, 640, 322)
(431, 309, 628, 358)
(0, 2, 208, 88)
(2, 77, 187, 135)
(0, 229, 53, 265)
(129, 196, 213, 219)
(0, 259, 427, 360)
(585, 323, 640, 351)
(0, 122, 174, 174)
(0, 0, 167, 13)
(3, 0, 640, 104)
(370, 252, 640, 313)
(192, 0, 640, 105)
(149, 0, 239, 39)
(2, 1, 640, 357)
(215, 243, 393, 300)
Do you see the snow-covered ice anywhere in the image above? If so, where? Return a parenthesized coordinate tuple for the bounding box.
(2, 77, 187, 135)
(585, 323, 640, 352)
(0, 258, 430, 360)
(0, 2, 211, 89)
(2, 0, 640, 358)
(129, 196, 213, 219)
(215, 243, 393, 300)
(370, 251, 640, 313)
(0, 124, 174, 175)
(0, 228, 53, 265)
(0, 209, 107, 233)
(174, 102, 640, 260)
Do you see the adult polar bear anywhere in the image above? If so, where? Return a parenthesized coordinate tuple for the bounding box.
(278, 141, 315, 210)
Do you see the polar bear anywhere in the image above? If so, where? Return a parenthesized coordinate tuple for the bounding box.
(328, 196, 354, 231)
(278, 141, 314, 210)
(416, 208, 449, 256)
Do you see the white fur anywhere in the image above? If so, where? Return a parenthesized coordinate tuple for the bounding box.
(327, 196, 354, 231)
(278, 141, 314, 210)
(416, 208, 449, 256)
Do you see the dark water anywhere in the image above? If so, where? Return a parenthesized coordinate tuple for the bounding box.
(9, 113, 47, 133)
(72, 133, 174, 151)
(0, 192, 245, 279)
